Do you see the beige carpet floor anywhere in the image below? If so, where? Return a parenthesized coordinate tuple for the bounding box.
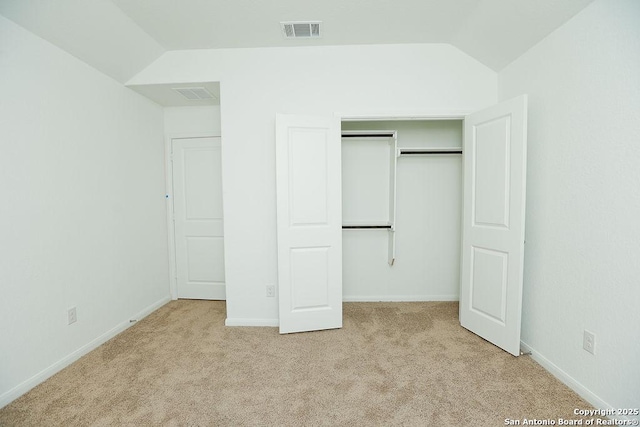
(0, 301, 599, 426)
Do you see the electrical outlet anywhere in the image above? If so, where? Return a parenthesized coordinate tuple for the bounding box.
(583, 330, 595, 355)
(68, 307, 77, 325)
(266, 284, 276, 297)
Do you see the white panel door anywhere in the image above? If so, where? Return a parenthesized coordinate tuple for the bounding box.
(172, 137, 225, 300)
(460, 95, 527, 356)
(275, 114, 342, 333)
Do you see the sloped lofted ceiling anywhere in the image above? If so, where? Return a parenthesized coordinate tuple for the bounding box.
(0, 0, 595, 84)
(0, 0, 164, 84)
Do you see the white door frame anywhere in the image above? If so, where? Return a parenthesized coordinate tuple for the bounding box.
(164, 132, 222, 300)
(338, 110, 470, 295)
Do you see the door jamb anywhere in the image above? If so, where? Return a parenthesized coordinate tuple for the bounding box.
(164, 132, 221, 300)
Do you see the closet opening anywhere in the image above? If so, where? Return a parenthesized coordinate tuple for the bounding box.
(340, 119, 463, 302)
(275, 97, 527, 353)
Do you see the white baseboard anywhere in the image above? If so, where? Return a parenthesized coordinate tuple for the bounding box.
(0, 295, 171, 409)
(343, 295, 459, 302)
(225, 318, 279, 327)
(519, 341, 637, 423)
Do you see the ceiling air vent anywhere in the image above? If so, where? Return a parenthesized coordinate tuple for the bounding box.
(281, 21, 321, 39)
(172, 87, 215, 101)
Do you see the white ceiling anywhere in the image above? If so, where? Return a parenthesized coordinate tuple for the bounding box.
(0, 0, 164, 84)
(110, 0, 594, 72)
(0, 0, 594, 90)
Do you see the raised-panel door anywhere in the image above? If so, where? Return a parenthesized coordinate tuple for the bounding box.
(460, 95, 528, 356)
(275, 114, 342, 333)
(172, 137, 225, 300)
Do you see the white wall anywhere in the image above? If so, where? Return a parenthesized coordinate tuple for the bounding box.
(0, 16, 169, 406)
(164, 106, 221, 136)
(341, 121, 462, 301)
(499, 0, 640, 413)
(129, 43, 497, 324)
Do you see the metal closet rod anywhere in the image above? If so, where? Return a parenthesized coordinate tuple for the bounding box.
(341, 133, 395, 138)
(342, 225, 393, 229)
(399, 149, 462, 155)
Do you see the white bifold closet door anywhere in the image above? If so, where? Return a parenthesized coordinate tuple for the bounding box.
(275, 95, 527, 356)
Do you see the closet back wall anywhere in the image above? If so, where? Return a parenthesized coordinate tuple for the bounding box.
(342, 120, 463, 301)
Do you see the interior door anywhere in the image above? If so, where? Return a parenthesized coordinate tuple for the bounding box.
(275, 114, 342, 333)
(460, 95, 528, 356)
(172, 136, 225, 300)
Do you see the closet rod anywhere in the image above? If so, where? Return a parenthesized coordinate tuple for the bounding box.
(399, 149, 462, 155)
(342, 133, 395, 138)
(342, 225, 392, 229)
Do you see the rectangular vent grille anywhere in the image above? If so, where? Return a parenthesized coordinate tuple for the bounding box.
(281, 21, 321, 39)
(173, 87, 215, 100)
